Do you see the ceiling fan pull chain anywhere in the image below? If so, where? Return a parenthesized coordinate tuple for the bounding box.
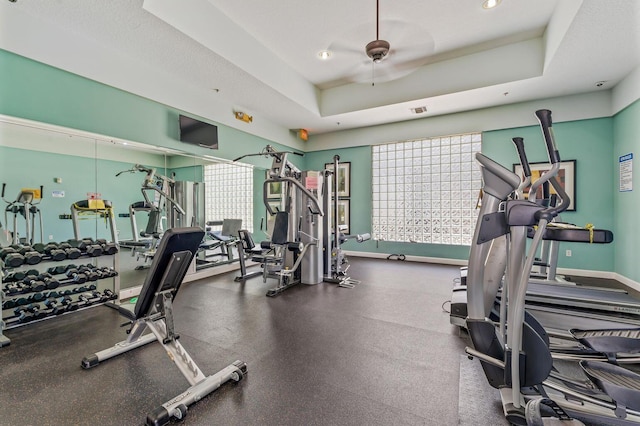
(372, 61, 375, 86)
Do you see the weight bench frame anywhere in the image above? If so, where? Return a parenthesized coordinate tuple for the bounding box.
(81, 227, 247, 426)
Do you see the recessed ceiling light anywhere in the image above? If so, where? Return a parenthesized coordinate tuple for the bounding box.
(482, 0, 501, 9)
(318, 50, 332, 60)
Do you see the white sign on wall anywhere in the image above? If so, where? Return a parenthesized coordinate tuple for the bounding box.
(619, 153, 633, 192)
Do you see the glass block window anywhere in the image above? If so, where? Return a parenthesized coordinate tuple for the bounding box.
(203, 162, 254, 232)
(371, 133, 482, 245)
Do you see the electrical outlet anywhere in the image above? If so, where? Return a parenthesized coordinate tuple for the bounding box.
(48, 235, 53, 240)
(566, 249, 572, 257)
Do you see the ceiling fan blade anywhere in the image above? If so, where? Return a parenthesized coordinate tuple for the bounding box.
(328, 39, 364, 57)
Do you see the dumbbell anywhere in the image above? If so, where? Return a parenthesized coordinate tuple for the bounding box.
(43, 291, 60, 299)
(14, 303, 44, 323)
(66, 239, 87, 250)
(67, 238, 98, 253)
(3, 270, 27, 282)
(37, 274, 60, 290)
(95, 239, 118, 255)
(65, 300, 79, 312)
(98, 267, 118, 278)
(47, 265, 68, 275)
(85, 244, 103, 257)
(57, 242, 82, 260)
(44, 298, 65, 315)
(3, 282, 24, 295)
(22, 276, 47, 292)
(66, 268, 87, 284)
(93, 290, 110, 303)
(14, 296, 30, 306)
(15, 245, 44, 265)
(29, 292, 45, 302)
(77, 266, 98, 281)
(33, 242, 67, 261)
(57, 295, 76, 312)
(0, 247, 24, 267)
(2, 299, 17, 310)
(72, 285, 89, 294)
(103, 289, 118, 300)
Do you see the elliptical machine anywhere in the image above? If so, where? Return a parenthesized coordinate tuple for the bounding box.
(2, 183, 44, 245)
(464, 110, 640, 425)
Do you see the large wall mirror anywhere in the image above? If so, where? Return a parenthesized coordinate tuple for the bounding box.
(0, 115, 243, 297)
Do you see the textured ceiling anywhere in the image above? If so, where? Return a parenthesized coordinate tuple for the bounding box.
(1, 0, 639, 144)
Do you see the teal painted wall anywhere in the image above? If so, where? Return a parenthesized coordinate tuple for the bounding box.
(483, 117, 615, 272)
(0, 49, 299, 242)
(0, 49, 298, 166)
(0, 146, 156, 242)
(613, 99, 640, 282)
(0, 48, 628, 275)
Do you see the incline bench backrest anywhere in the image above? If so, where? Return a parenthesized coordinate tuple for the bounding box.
(133, 227, 204, 320)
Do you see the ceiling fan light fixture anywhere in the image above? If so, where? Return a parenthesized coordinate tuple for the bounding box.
(318, 50, 332, 60)
(366, 39, 390, 63)
(482, 0, 501, 9)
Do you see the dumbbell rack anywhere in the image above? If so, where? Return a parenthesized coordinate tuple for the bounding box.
(1, 240, 120, 347)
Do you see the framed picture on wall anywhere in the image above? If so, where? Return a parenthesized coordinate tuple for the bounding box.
(513, 160, 576, 211)
(324, 162, 351, 198)
(265, 171, 283, 198)
(335, 199, 350, 234)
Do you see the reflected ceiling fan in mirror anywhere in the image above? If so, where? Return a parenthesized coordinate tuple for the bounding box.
(327, 0, 435, 86)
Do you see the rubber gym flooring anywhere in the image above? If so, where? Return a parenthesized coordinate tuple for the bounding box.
(0, 256, 591, 426)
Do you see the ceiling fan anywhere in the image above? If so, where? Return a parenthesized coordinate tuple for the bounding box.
(326, 1, 435, 86)
(365, 0, 390, 64)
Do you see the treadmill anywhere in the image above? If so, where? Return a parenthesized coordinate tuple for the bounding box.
(450, 128, 640, 341)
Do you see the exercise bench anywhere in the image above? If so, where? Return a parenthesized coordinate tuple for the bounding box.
(81, 227, 247, 426)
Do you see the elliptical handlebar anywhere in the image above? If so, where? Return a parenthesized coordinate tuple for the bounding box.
(535, 109, 561, 164)
(532, 109, 570, 219)
(511, 137, 532, 199)
(529, 109, 563, 205)
(511, 137, 531, 178)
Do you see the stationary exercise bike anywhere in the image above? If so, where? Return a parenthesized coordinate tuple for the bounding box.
(2, 183, 44, 245)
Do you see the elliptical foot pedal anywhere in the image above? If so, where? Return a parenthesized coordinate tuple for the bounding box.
(525, 398, 584, 426)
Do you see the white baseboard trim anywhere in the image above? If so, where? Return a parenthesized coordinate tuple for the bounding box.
(343, 250, 468, 266)
(613, 273, 640, 293)
(117, 262, 250, 301)
(119, 285, 142, 301)
(555, 267, 615, 279)
(183, 262, 244, 283)
(344, 251, 640, 292)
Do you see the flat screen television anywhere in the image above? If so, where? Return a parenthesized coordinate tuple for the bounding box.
(179, 115, 218, 149)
